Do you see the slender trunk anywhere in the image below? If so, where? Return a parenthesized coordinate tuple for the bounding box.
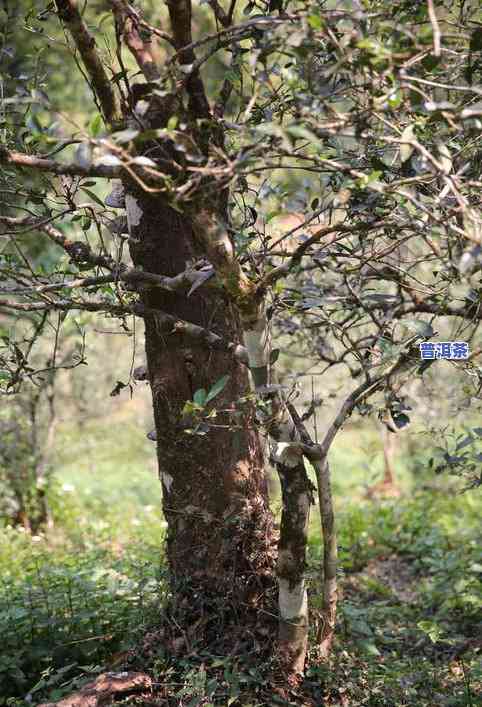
(276, 460, 312, 675)
(242, 321, 313, 676)
(314, 457, 337, 658)
(125, 185, 277, 649)
(283, 404, 338, 662)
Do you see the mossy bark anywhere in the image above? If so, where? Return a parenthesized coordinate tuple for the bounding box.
(276, 461, 312, 675)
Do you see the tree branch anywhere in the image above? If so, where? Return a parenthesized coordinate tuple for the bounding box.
(0, 146, 120, 178)
(318, 353, 418, 460)
(168, 14, 292, 62)
(259, 219, 386, 290)
(109, 0, 161, 81)
(286, 403, 337, 660)
(0, 264, 216, 297)
(1, 216, 217, 295)
(54, 0, 121, 125)
(0, 147, 169, 192)
(166, 0, 211, 118)
(207, 0, 230, 27)
(0, 298, 248, 364)
(401, 301, 482, 321)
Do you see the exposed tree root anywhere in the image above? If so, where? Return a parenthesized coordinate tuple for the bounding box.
(38, 672, 152, 707)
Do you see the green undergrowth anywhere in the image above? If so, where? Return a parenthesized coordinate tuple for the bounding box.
(307, 489, 481, 706)
(0, 418, 480, 705)
(0, 511, 165, 702)
(0, 414, 165, 703)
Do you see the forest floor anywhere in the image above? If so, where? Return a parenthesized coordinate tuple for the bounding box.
(0, 418, 480, 706)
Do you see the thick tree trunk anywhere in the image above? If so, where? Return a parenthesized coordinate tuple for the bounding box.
(126, 185, 277, 649)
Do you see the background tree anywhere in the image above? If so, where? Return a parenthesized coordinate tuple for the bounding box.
(1, 0, 481, 689)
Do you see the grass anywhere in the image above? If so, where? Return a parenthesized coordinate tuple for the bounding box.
(0, 410, 165, 703)
(0, 412, 480, 706)
(307, 490, 481, 706)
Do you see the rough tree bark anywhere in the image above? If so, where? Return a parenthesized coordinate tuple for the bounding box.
(123, 180, 277, 647)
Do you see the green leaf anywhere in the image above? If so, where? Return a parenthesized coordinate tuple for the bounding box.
(417, 620, 443, 643)
(470, 27, 482, 52)
(81, 188, 106, 208)
(182, 400, 196, 417)
(388, 88, 402, 108)
(205, 375, 230, 404)
(455, 435, 474, 451)
(421, 54, 441, 72)
(308, 14, 323, 30)
(286, 124, 316, 142)
(270, 349, 280, 365)
(89, 113, 103, 138)
(417, 25, 433, 44)
(357, 639, 380, 656)
(391, 412, 410, 430)
(193, 388, 207, 406)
